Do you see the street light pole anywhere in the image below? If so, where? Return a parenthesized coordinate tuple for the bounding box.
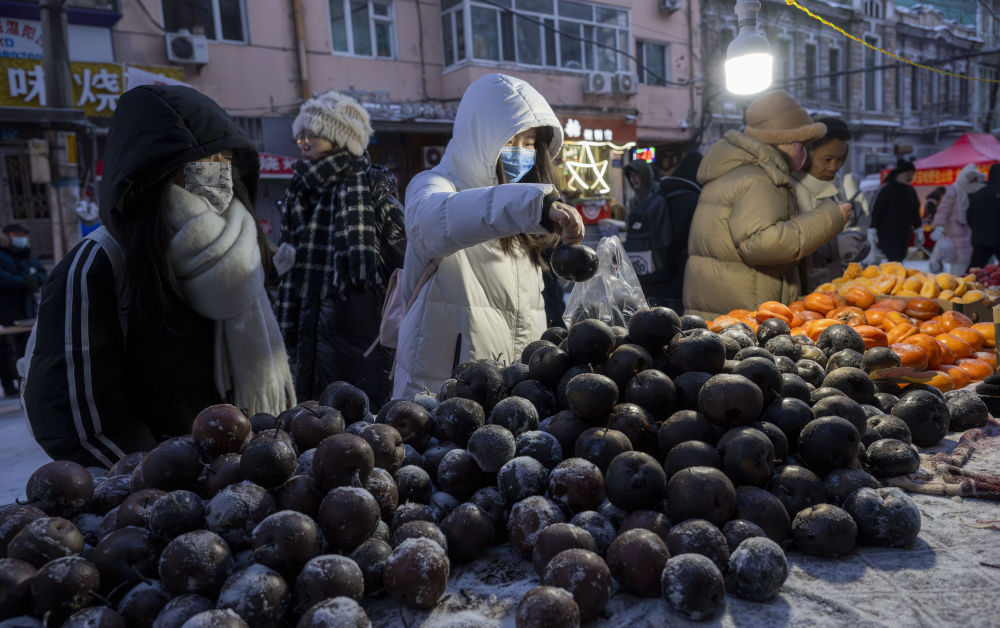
(39, 0, 73, 109)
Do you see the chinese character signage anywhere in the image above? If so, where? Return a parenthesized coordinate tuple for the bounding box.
(880, 164, 992, 187)
(259, 152, 297, 179)
(0, 60, 184, 116)
(0, 19, 42, 60)
(559, 115, 636, 145)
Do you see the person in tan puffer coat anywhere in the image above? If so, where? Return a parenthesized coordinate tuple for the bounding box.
(683, 90, 850, 319)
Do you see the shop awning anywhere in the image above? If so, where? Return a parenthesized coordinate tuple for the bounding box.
(883, 133, 1000, 186)
(0, 106, 89, 128)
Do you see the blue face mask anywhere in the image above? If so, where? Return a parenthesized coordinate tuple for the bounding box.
(500, 147, 536, 183)
(10, 237, 27, 249)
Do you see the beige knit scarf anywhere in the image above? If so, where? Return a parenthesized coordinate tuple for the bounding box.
(165, 185, 296, 415)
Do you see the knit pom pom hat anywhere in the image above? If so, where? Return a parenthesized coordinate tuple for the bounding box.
(292, 92, 373, 157)
(743, 89, 826, 145)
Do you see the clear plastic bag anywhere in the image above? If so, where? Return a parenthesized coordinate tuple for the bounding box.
(563, 236, 648, 328)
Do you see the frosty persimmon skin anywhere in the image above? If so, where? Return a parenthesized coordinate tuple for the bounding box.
(516, 586, 581, 628)
(383, 538, 449, 610)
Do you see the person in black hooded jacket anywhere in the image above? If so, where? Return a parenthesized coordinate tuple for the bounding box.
(625, 151, 702, 312)
(966, 163, 1000, 270)
(22, 85, 295, 467)
(871, 159, 922, 262)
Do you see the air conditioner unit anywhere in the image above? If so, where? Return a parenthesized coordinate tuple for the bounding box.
(659, 0, 682, 12)
(583, 72, 614, 95)
(422, 146, 445, 169)
(166, 30, 209, 65)
(614, 73, 639, 95)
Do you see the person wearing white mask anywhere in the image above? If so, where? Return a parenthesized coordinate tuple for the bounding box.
(22, 85, 295, 467)
(930, 163, 985, 274)
(683, 90, 850, 319)
(392, 74, 585, 398)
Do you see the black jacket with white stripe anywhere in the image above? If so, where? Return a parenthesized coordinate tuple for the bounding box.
(23, 232, 223, 467)
(21, 85, 262, 467)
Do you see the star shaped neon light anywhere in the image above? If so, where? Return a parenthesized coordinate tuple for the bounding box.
(565, 144, 610, 195)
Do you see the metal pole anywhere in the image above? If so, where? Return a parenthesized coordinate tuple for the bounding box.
(39, 0, 73, 109)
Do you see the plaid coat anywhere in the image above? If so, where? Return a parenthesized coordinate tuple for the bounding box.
(277, 152, 405, 405)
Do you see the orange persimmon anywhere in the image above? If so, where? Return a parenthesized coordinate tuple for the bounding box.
(880, 311, 913, 333)
(973, 351, 997, 369)
(845, 285, 877, 309)
(972, 322, 996, 348)
(891, 343, 929, 371)
(944, 365, 972, 389)
(940, 310, 974, 331)
(935, 333, 973, 360)
(864, 309, 890, 327)
(904, 297, 943, 320)
(907, 333, 943, 369)
(886, 322, 918, 345)
(854, 325, 888, 349)
(798, 309, 824, 323)
(709, 316, 743, 333)
(918, 318, 945, 336)
(925, 371, 956, 392)
(806, 318, 841, 342)
(950, 326, 985, 351)
(804, 292, 839, 315)
(756, 301, 795, 325)
(869, 297, 906, 312)
(956, 358, 994, 380)
(935, 339, 956, 367)
(827, 306, 867, 327)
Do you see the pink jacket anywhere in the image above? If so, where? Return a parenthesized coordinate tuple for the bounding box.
(933, 186, 973, 263)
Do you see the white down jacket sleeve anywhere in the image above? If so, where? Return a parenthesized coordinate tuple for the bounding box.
(404, 171, 555, 263)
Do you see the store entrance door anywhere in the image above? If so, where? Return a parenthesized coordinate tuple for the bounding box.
(0, 142, 53, 258)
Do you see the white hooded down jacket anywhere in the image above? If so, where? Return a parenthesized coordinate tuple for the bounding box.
(392, 74, 563, 398)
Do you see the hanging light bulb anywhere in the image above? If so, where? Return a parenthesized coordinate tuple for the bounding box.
(725, 0, 773, 95)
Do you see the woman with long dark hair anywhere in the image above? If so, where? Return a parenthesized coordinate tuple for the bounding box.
(22, 85, 295, 466)
(392, 74, 584, 398)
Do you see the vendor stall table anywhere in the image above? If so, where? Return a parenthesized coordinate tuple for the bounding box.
(367, 428, 1000, 627)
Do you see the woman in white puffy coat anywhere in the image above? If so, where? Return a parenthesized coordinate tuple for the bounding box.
(392, 74, 584, 398)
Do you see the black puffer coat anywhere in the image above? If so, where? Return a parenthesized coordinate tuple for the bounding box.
(24, 85, 262, 466)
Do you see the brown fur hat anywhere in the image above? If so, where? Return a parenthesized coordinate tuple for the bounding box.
(744, 89, 826, 145)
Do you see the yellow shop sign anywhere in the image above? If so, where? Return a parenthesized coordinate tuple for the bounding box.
(0, 60, 184, 116)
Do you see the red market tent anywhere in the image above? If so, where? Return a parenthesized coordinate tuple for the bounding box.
(883, 133, 1000, 187)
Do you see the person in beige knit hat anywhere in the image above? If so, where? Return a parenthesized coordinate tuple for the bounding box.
(275, 91, 406, 406)
(683, 89, 852, 318)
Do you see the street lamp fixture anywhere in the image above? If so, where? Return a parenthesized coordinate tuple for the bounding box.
(725, 0, 773, 95)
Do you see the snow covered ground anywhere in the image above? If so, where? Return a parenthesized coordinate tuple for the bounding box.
(0, 394, 51, 505)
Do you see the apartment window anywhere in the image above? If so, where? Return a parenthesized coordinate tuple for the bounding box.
(163, 0, 246, 42)
(910, 67, 920, 111)
(636, 40, 669, 86)
(442, 0, 629, 72)
(863, 0, 882, 18)
(330, 0, 395, 57)
(828, 47, 840, 102)
(774, 39, 792, 84)
(863, 36, 880, 111)
(804, 43, 817, 99)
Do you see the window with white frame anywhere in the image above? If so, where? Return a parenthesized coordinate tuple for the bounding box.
(441, 0, 630, 73)
(636, 40, 669, 86)
(163, 0, 247, 42)
(330, 0, 395, 58)
(774, 39, 792, 84)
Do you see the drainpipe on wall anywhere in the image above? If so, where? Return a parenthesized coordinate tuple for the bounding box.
(292, 0, 311, 101)
(686, 0, 696, 138)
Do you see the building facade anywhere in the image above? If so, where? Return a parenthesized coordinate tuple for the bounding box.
(1, 0, 701, 251)
(700, 0, 993, 184)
